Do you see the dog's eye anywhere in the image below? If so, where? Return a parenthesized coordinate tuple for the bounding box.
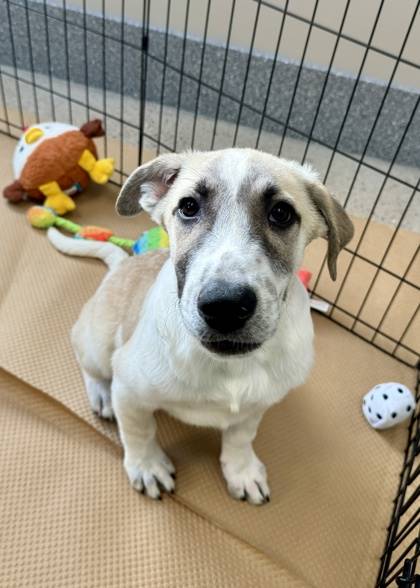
(178, 197, 200, 219)
(268, 201, 296, 228)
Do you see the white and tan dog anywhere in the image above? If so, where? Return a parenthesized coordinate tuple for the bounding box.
(48, 148, 353, 505)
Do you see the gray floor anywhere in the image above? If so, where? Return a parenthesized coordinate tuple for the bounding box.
(1, 68, 418, 232)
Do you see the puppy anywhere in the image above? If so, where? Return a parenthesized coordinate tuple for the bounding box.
(48, 148, 353, 505)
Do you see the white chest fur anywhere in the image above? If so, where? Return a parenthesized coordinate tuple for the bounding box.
(112, 262, 314, 430)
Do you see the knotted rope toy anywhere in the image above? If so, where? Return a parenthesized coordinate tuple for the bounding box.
(27, 205, 169, 254)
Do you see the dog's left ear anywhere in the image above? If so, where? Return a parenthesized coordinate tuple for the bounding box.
(116, 153, 184, 220)
(307, 182, 354, 281)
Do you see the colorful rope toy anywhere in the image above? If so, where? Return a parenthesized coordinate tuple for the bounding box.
(27, 205, 169, 255)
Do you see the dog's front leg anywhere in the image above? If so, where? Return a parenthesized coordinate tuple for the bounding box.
(113, 381, 175, 499)
(221, 412, 270, 505)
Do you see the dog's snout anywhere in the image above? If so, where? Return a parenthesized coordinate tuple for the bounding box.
(197, 281, 257, 333)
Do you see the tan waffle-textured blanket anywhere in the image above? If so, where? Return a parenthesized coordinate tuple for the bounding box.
(0, 134, 417, 587)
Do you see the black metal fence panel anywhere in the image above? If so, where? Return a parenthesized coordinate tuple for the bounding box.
(0, 1, 418, 584)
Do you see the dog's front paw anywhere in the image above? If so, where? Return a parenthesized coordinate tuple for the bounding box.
(221, 453, 270, 506)
(124, 444, 176, 500)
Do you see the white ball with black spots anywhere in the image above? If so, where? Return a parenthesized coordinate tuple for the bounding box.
(362, 383, 416, 429)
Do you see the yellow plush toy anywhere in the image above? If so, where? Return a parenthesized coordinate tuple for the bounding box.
(3, 119, 114, 215)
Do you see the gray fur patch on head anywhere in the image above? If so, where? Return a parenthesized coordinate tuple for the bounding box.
(232, 174, 300, 276)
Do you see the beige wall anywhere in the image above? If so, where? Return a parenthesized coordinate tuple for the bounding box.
(62, 0, 420, 89)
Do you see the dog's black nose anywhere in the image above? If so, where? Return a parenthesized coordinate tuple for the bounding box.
(198, 281, 257, 333)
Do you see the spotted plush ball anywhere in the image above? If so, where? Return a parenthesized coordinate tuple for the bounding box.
(362, 383, 416, 429)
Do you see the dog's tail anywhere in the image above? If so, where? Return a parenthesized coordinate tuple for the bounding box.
(47, 227, 128, 270)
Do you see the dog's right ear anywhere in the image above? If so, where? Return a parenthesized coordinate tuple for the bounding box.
(116, 153, 184, 219)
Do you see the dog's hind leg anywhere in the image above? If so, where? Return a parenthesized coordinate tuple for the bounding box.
(81, 369, 114, 421)
(71, 308, 116, 421)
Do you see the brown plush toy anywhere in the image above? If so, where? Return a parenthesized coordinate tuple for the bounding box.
(3, 119, 114, 215)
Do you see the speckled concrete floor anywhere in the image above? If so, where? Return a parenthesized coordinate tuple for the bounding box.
(1, 68, 418, 232)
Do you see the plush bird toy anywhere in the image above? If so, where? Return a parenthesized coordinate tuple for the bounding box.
(3, 119, 114, 215)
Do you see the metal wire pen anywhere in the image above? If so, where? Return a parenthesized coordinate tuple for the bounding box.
(0, 2, 418, 583)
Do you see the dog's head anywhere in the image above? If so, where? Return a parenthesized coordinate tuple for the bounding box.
(116, 149, 353, 356)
